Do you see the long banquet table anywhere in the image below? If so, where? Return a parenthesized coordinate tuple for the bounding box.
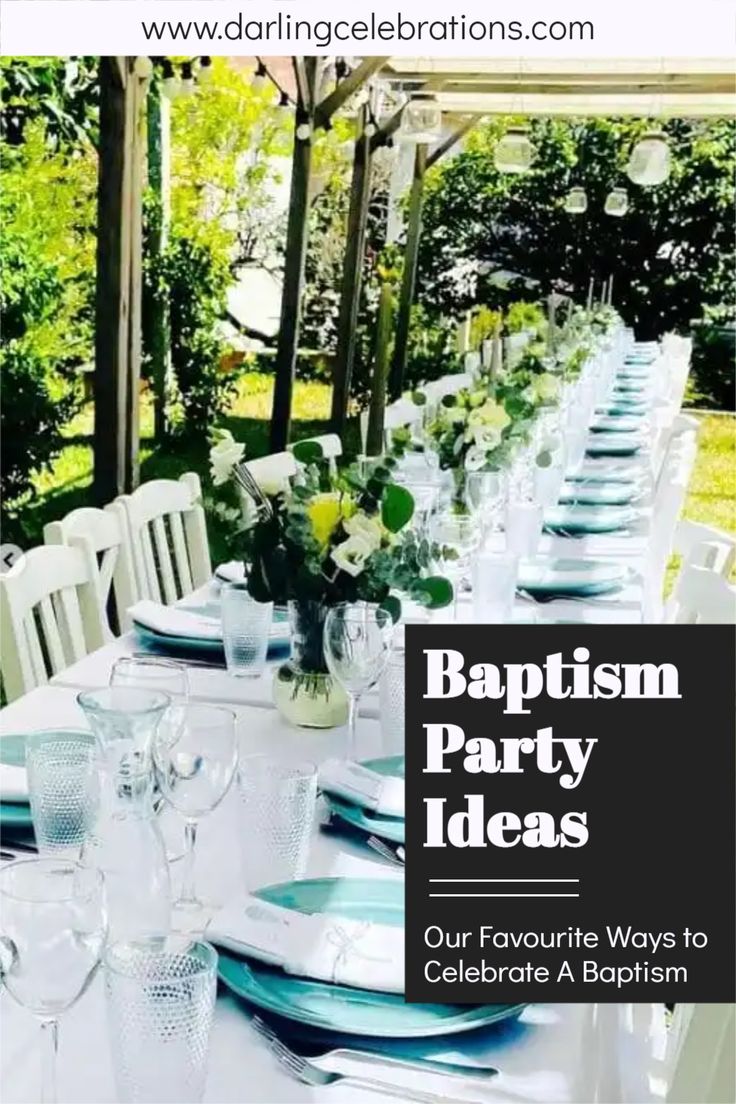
(1, 342, 680, 1103)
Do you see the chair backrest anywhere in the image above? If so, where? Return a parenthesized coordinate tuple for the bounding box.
(0, 545, 106, 702)
(288, 434, 342, 474)
(115, 472, 211, 607)
(673, 520, 736, 577)
(668, 558, 736, 624)
(383, 398, 424, 431)
(243, 451, 299, 493)
(43, 506, 138, 639)
(667, 1004, 735, 1103)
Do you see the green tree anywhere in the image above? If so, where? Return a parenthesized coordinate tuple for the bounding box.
(418, 117, 736, 339)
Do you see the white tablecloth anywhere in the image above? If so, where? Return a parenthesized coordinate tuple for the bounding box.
(0, 685, 667, 1104)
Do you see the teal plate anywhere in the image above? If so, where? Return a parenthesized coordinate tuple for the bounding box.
(586, 435, 643, 457)
(613, 382, 647, 394)
(544, 506, 635, 535)
(1, 734, 32, 827)
(133, 607, 290, 660)
(558, 482, 637, 506)
(518, 558, 630, 597)
(217, 877, 527, 1037)
(325, 756, 405, 844)
(565, 470, 638, 485)
(598, 403, 648, 415)
(589, 416, 644, 434)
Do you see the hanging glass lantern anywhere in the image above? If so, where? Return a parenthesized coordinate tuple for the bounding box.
(627, 129, 671, 186)
(604, 187, 629, 217)
(398, 94, 442, 144)
(494, 126, 535, 174)
(564, 186, 588, 214)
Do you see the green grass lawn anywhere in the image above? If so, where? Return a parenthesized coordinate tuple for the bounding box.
(15, 373, 736, 570)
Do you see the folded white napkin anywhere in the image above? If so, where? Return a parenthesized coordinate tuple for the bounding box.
(0, 762, 28, 803)
(319, 759, 405, 818)
(208, 895, 404, 993)
(129, 599, 286, 643)
(129, 599, 224, 641)
(215, 561, 245, 584)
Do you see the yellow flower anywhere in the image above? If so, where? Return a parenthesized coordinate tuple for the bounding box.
(307, 492, 355, 547)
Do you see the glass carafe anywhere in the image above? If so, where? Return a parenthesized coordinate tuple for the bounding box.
(78, 688, 172, 942)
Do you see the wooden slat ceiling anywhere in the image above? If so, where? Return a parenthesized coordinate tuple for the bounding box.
(380, 58, 736, 117)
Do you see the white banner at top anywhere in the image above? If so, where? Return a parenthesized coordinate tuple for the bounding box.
(1, 0, 736, 58)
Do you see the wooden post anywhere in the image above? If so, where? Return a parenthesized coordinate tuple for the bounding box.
(547, 293, 558, 350)
(144, 82, 171, 440)
(388, 143, 427, 401)
(586, 277, 595, 311)
(366, 282, 394, 456)
(330, 103, 373, 434)
(269, 59, 317, 452)
(93, 57, 146, 504)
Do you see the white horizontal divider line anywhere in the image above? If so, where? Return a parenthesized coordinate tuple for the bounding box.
(429, 892, 580, 898)
(428, 878, 580, 883)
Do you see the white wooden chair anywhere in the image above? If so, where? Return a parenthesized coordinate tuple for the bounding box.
(666, 557, 736, 624)
(288, 433, 342, 474)
(667, 1004, 735, 1102)
(673, 519, 735, 577)
(0, 545, 107, 702)
(243, 451, 299, 492)
(115, 472, 211, 607)
(43, 506, 138, 638)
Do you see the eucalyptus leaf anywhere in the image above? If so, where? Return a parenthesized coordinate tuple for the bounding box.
(381, 483, 415, 533)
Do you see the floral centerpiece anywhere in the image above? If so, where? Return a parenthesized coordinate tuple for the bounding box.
(210, 432, 452, 727)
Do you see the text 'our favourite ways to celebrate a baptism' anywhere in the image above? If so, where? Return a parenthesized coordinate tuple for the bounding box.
(404, 625, 735, 1003)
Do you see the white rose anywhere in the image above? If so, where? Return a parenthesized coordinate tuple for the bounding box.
(471, 424, 502, 450)
(258, 476, 290, 497)
(331, 534, 374, 578)
(210, 431, 245, 486)
(528, 373, 561, 405)
(464, 445, 488, 472)
(343, 512, 383, 552)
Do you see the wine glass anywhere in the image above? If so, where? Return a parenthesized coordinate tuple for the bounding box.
(110, 656, 190, 862)
(0, 858, 106, 1104)
(323, 604, 394, 757)
(465, 471, 506, 538)
(429, 513, 482, 616)
(152, 704, 238, 933)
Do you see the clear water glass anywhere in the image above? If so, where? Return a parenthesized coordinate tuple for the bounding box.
(534, 461, 565, 508)
(105, 941, 217, 1104)
(505, 501, 544, 559)
(472, 551, 520, 623)
(220, 583, 273, 678)
(378, 649, 406, 753)
(153, 704, 238, 931)
(111, 657, 189, 700)
(237, 756, 317, 890)
(25, 730, 98, 857)
(0, 859, 106, 1104)
(323, 604, 394, 757)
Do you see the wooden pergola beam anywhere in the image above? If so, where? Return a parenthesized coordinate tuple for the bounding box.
(93, 57, 146, 504)
(330, 103, 374, 434)
(388, 143, 427, 402)
(426, 117, 476, 169)
(314, 57, 390, 128)
(270, 57, 318, 451)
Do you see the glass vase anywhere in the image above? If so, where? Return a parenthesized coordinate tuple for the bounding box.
(272, 600, 349, 729)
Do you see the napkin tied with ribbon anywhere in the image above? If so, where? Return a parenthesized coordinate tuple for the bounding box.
(319, 759, 405, 818)
(208, 896, 404, 993)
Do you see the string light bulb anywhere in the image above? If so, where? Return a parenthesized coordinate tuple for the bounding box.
(251, 60, 267, 90)
(133, 56, 154, 80)
(179, 61, 196, 97)
(364, 121, 377, 138)
(494, 126, 535, 174)
(159, 60, 180, 101)
(295, 122, 311, 141)
(196, 56, 213, 84)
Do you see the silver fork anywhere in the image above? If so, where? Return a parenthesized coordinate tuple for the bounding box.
(366, 835, 406, 867)
(251, 1017, 493, 1102)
